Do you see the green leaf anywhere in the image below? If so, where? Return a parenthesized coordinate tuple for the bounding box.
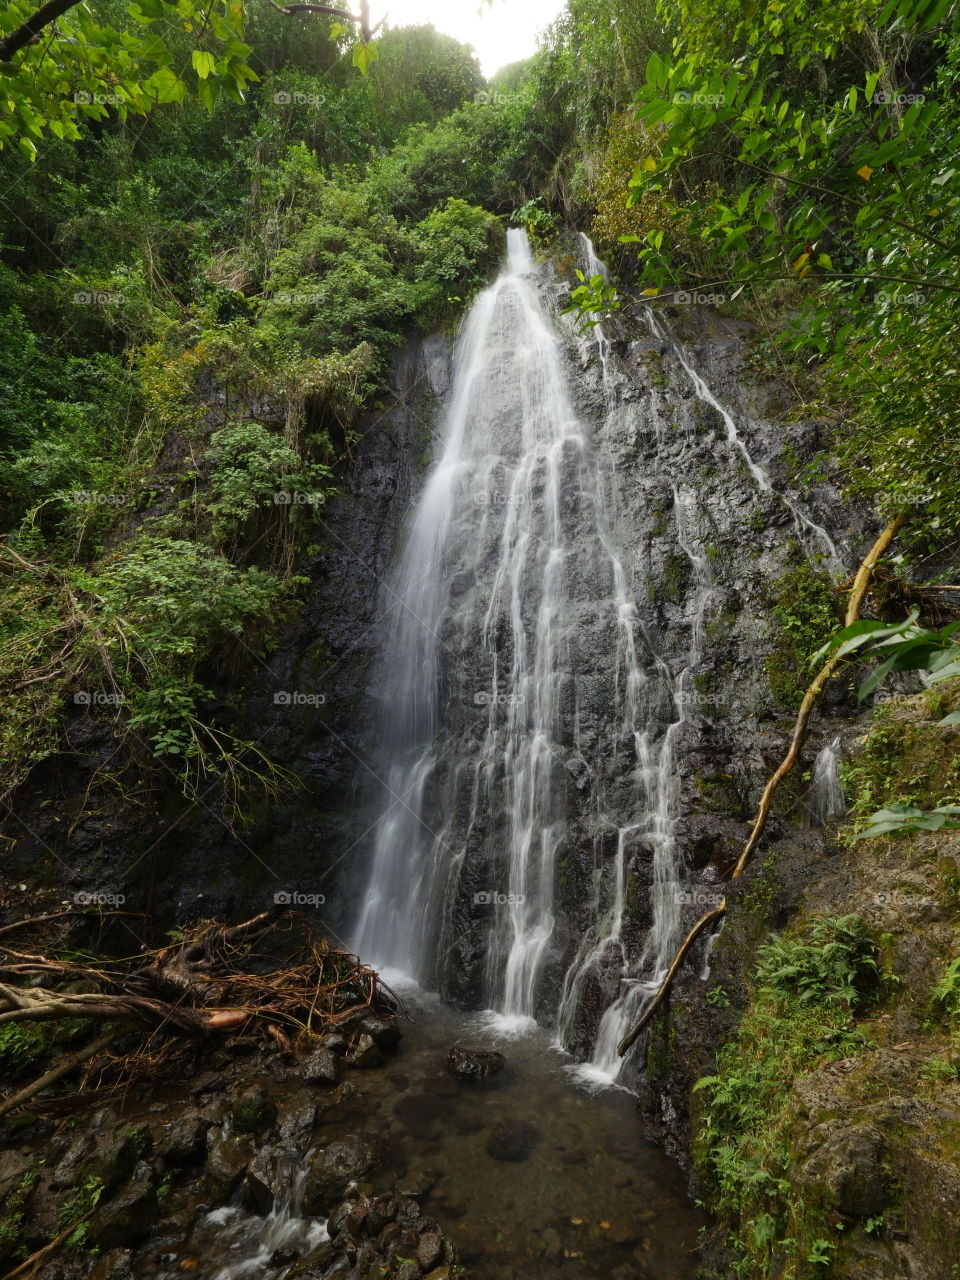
(937, 711, 960, 726)
(129, 0, 167, 20)
(191, 50, 215, 80)
(144, 65, 187, 103)
(352, 42, 379, 76)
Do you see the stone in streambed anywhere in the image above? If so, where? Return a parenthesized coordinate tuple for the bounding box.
(417, 1232, 443, 1270)
(302, 1134, 389, 1213)
(302, 1048, 339, 1086)
(445, 1045, 505, 1080)
(346, 1033, 384, 1069)
(607, 1216, 641, 1246)
(358, 1016, 403, 1051)
(485, 1122, 538, 1162)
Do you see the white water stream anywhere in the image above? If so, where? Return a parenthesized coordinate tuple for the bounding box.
(808, 734, 846, 824)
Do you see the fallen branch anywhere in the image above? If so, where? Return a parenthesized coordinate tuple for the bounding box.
(0, 1029, 118, 1117)
(0, 1210, 95, 1280)
(617, 512, 908, 1056)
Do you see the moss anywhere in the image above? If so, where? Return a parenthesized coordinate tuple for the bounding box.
(694, 916, 881, 1278)
(764, 560, 843, 709)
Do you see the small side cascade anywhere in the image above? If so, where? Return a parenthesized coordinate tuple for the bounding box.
(643, 309, 843, 577)
(808, 735, 846, 825)
(156, 1151, 327, 1280)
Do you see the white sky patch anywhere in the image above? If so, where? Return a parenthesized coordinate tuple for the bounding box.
(375, 0, 567, 77)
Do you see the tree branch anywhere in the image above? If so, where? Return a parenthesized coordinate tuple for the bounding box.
(0, 0, 379, 66)
(0, 0, 81, 62)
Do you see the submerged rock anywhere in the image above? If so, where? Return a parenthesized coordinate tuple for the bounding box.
(485, 1121, 539, 1162)
(445, 1045, 506, 1079)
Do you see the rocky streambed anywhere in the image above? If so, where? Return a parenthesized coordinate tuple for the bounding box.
(0, 983, 706, 1280)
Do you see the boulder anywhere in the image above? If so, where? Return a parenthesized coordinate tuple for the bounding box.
(302, 1135, 388, 1214)
(798, 1122, 889, 1218)
(231, 1085, 276, 1135)
(204, 1132, 254, 1198)
(156, 1108, 210, 1168)
(88, 1164, 158, 1249)
(358, 1017, 403, 1051)
(445, 1045, 505, 1080)
(345, 1034, 383, 1069)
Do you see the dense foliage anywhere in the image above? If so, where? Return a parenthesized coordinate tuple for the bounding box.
(0, 9, 506, 811)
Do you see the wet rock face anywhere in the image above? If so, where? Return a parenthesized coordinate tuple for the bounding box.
(797, 1122, 890, 1218)
(324, 274, 867, 1043)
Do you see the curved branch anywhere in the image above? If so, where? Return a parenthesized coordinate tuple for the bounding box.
(0, 0, 80, 62)
(0, 0, 378, 66)
(617, 510, 908, 1055)
(618, 904, 726, 1056)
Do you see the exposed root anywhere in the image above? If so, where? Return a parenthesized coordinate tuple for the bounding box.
(0, 908, 402, 1114)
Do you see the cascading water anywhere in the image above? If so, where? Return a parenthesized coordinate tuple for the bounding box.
(808, 735, 846, 824)
(355, 229, 683, 1041)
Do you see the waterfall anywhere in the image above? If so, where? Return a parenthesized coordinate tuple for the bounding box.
(354, 229, 683, 1041)
(808, 735, 845, 824)
(353, 227, 842, 1089)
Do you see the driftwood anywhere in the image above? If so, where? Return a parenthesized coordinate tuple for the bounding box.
(617, 512, 908, 1056)
(0, 907, 401, 1114)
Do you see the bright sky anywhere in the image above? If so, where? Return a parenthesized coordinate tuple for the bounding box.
(376, 0, 568, 77)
